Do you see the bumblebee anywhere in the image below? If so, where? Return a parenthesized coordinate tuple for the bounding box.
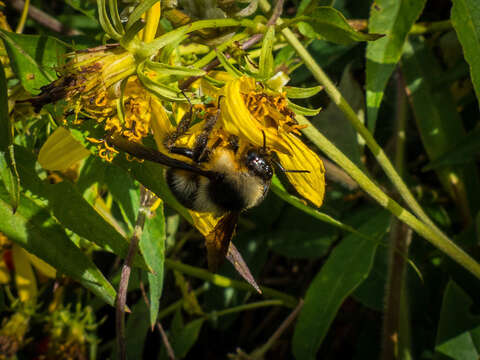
(108, 103, 305, 272)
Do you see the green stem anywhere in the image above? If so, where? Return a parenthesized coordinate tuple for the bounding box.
(164, 259, 298, 307)
(296, 115, 480, 280)
(410, 20, 451, 35)
(205, 300, 284, 319)
(138, 18, 257, 59)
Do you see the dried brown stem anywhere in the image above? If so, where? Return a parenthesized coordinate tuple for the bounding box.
(115, 186, 153, 360)
(9, 0, 83, 35)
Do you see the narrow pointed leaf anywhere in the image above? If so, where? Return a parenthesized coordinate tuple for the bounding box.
(15, 146, 148, 269)
(284, 85, 323, 99)
(297, 7, 384, 45)
(0, 30, 63, 94)
(139, 201, 166, 327)
(292, 211, 389, 360)
(366, 0, 426, 131)
(258, 26, 275, 80)
(451, 0, 480, 105)
(0, 184, 117, 305)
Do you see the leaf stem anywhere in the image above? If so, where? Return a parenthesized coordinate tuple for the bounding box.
(15, 0, 30, 34)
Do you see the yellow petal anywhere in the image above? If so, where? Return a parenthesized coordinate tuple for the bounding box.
(151, 97, 174, 152)
(12, 244, 37, 302)
(25, 252, 56, 278)
(190, 211, 218, 236)
(38, 127, 90, 170)
(221, 77, 292, 154)
(0, 254, 10, 284)
(277, 134, 326, 207)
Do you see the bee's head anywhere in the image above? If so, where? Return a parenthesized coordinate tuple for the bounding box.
(245, 148, 273, 181)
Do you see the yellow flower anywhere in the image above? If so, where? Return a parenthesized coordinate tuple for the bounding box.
(220, 76, 325, 207)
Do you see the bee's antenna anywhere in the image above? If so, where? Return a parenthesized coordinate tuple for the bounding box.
(180, 90, 192, 107)
(217, 95, 224, 109)
(261, 130, 267, 153)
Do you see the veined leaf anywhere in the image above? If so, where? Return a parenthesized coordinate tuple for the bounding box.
(292, 211, 389, 360)
(0, 30, 64, 94)
(0, 184, 117, 305)
(366, 0, 426, 131)
(435, 281, 480, 359)
(296, 7, 383, 45)
(451, 0, 480, 106)
(139, 200, 166, 327)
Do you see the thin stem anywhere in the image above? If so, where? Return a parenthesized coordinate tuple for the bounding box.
(381, 72, 412, 360)
(164, 259, 298, 307)
(15, 0, 30, 34)
(10, 0, 82, 35)
(156, 322, 175, 360)
(205, 300, 284, 319)
(250, 299, 304, 358)
(115, 187, 153, 360)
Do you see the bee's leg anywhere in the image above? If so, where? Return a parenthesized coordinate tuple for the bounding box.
(166, 105, 194, 148)
(168, 108, 219, 163)
(192, 109, 218, 162)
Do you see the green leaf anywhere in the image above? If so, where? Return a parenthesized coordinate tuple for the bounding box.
(166, 313, 205, 359)
(424, 127, 480, 170)
(365, 0, 426, 131)
(0, 184, 117, 305)
(14, 146, 148, 269)
(126, 0, 160, 30)
(0, 31, 64, 94)
(0, 150, 20, 213)
(271, 177, 366, 237)
(287, 99, 321, 116)
(451, 0, 480, 106)
(296, 7, 384, 45)
(0, 64, 19, 211)
(292, 210, 390, 360)
(0, 62, 11, 150)
(216, 50, 242, 78)
(311, 64, 365, 170)
(137, 61, 189, 102)
(259, 26, 275, 80)
(96, 0, 121, 39)
(284, 85, 323, 99)
(145, 60, 205, 84)
(139, 201, 166, 328)
(402, 38, 480, 216)
(435, 281, 480, 359)
(267, 205, 337, 258)
(125, 300, 150, 359)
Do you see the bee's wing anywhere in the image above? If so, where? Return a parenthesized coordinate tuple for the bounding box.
(108, 135, 215, 178)
(205, 212, 238, 272)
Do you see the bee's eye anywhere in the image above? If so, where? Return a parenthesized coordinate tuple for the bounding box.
(246, 150, 273, 181)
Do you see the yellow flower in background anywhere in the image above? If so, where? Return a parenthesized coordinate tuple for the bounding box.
(0, 233, 56, 303)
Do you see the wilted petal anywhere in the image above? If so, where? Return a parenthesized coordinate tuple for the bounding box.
(38, 127, 90, 170)
(277, 134, 325, 207)
(12, 244, 37, 302)
(25, 252, 56, 278)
